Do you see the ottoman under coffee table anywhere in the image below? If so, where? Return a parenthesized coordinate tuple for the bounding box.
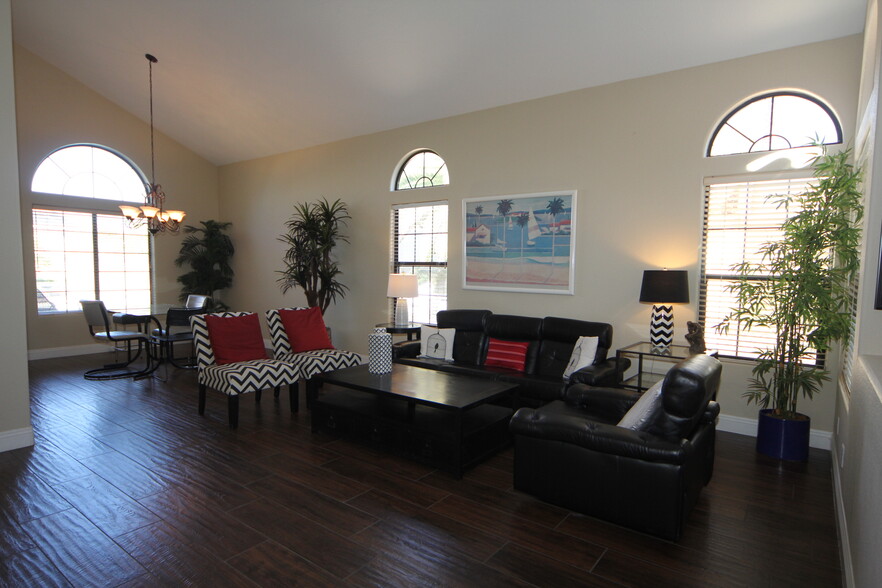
(312, 364, 517, 478)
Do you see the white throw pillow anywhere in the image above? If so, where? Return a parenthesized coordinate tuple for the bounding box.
(562, 336, 599, 380)
(617, 380, 664, 431)
(420, 326, 455, 361)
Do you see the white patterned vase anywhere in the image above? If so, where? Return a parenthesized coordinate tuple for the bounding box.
(368, 327, 393, 374)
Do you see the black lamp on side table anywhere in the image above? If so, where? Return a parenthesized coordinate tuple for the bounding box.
(639, 269, 689, 350)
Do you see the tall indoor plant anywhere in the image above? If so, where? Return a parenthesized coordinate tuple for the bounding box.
(720, 145, 863, 460)
(277, 197, 350, 314)
(174, 220, 235, 312)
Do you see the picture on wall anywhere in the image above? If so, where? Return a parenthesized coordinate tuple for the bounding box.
(463, 191, 576, 294)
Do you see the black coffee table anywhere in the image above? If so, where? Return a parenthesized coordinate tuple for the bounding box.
(312, 364, 517, 477)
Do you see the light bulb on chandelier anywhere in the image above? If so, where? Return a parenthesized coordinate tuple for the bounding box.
(120, 53, 185, 235)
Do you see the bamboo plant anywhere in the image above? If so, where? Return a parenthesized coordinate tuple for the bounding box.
(719, 145, 863, 419)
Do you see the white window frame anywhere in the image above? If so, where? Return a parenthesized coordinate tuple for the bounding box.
(29, 144, 154, 315)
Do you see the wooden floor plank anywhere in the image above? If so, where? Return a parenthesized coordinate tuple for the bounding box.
(19, 508, 147, 587)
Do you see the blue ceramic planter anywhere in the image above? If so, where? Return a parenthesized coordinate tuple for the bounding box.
(755, 409, 810, 461)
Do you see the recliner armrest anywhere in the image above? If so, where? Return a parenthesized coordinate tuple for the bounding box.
(702, 401, 720, 423)
(563, 384, 640, 421)
(510, 407, 691, 464)
(568, 358, 624, 386)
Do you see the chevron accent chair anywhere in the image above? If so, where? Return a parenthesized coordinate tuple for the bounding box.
(265, 308, 365, 406)
(190, 312, 302, 428)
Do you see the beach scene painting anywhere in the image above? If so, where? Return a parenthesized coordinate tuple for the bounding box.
(463, 191, 576, 294)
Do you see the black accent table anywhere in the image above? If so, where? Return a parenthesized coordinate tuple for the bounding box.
(313, 364, 517, 477)
(375, 322, 421, 341)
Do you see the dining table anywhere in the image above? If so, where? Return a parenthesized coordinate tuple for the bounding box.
(110, 303, 196, 377)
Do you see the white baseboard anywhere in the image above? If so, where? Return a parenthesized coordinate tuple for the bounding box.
(28, 343, 113, 361)
(717, 413, 832, 450)
(0, 427, 34, 453)
(831, 443, 854, 587)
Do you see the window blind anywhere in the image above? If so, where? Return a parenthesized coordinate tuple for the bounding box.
(33, 208, 152, 314)
(699, 176, 814, 360)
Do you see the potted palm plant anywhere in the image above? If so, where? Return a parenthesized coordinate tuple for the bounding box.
(174, 220, 235, 312)
(719, 145, 863, 461)
(277, 197, 350, 314)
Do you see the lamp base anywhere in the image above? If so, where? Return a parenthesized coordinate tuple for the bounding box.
(649, 304, 674, 349)
(394, 298, 409, 326)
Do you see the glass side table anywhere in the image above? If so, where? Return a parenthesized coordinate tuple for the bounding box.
(616, 342, 718, 392)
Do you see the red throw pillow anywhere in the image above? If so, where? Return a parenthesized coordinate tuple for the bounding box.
(205, 314, 268, 365)
(484, 338, 530, 372)
(279, 307, 334, 352)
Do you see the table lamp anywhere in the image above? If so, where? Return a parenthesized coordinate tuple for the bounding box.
(387, 273, 418, 325)
(639, 269, 689, 349)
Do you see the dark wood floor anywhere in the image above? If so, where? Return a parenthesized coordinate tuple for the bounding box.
(1, 354, 842, 587)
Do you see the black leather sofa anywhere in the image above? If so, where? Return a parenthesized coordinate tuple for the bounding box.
(394, 309, 627, 406)
(508, 354, 721, 541)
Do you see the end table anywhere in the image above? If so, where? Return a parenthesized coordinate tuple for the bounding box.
(375, 322, 421, 341)
(616, 342, 718, 392)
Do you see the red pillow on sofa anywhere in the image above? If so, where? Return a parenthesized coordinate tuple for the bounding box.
(205, 313, 268, 365)
(279, 307, 334, 352)
(484, 338, 530, 372)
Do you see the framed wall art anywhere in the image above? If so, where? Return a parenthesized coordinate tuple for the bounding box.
(463, 190, 576, 294)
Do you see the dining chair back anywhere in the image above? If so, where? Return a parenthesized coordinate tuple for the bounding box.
(80, 300, 153, 380)
(185, 294, 209, 309)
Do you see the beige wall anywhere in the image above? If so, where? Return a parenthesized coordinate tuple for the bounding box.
(0, 0, 32, 451)
(219, 35, 862, 433)
(14, 46, 220, 353)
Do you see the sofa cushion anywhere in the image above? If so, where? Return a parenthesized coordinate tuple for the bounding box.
(562, 336, 599, 380)
(437, 309, 492, 365)
(535, 317, 612, 378)
(485, 338, 530, 372)
(484, 314, 542, 373)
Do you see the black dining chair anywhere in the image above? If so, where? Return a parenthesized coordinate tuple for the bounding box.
(152, 307, 205, 369)
(80, 300, 154, 380)
(184, 294, 209, 309)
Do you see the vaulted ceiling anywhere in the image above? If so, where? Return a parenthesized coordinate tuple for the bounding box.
(11, 0, 867, 166)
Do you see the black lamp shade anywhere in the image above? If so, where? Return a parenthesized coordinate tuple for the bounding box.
(640, 270, 689, 304)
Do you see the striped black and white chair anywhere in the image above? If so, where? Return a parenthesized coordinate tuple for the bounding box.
(190, 311, 302, 428)
(266, 307, 365, 406)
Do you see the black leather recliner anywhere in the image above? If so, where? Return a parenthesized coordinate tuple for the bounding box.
(509, 354, 722, 541)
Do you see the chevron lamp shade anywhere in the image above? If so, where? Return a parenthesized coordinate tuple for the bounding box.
(640, 270, 689, 349)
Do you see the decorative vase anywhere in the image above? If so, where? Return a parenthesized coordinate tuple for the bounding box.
(755, 408, 811, 461)
(368, 327, 392, 374)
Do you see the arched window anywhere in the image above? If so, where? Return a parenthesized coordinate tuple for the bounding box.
(707, 92, 841, 157)
(30, 144, 152, 315)
(394, 149, 449, 190)
(32, 144, 147, 201)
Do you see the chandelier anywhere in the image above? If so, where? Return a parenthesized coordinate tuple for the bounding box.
(120, 53, 185, 235)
